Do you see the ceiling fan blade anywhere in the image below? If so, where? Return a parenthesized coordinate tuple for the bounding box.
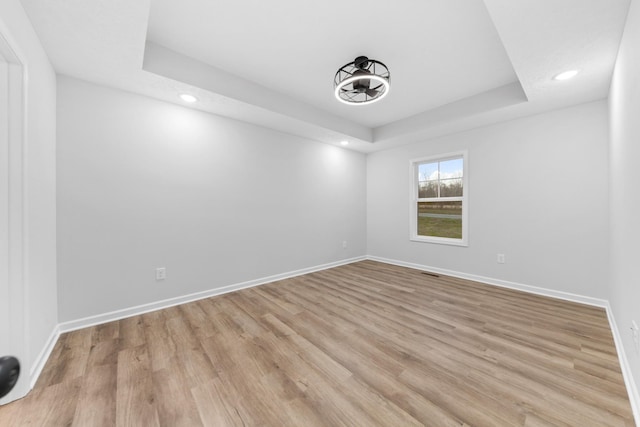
(365, 88, 379, 97)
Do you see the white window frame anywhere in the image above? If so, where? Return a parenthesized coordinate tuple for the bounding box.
(410, 150, 468, 246)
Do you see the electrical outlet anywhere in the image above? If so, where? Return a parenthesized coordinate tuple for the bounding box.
(342, 240, 348, 249)
(632, 321, 639, 355)
(156, 267, 166, 281)
(497, 254, 505, 264)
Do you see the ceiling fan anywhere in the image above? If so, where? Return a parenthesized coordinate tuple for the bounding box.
(334, 56, 390, 105)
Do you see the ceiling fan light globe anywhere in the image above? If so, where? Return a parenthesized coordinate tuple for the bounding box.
(334, 74, 390, 105)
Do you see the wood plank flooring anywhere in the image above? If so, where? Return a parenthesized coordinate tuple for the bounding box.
(0, 261, 635, 426)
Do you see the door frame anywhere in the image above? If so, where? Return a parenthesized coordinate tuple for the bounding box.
(0, 17, 29, 405)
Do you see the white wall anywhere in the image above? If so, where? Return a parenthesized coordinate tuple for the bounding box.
(0, 0, 57, 391)
(367, 101, 610, 299)
(56, 76, 366, 322)
(609, 0, 640, 406)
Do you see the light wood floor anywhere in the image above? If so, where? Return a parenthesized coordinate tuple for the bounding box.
(0, 261, 635, 426)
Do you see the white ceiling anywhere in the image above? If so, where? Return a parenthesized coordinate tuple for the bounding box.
(147, 0, 518, 129)
(20, 0, 631, 153)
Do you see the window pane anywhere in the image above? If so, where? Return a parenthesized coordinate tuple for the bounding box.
(439, 177, 463, 197)
(417, 201, 462, 238)
(418, 162, 439, 198)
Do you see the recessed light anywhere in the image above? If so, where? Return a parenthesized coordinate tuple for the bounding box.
(179, 94, 198, 103)
(340, 140, 349, 146)
(553, 70, 579, 81)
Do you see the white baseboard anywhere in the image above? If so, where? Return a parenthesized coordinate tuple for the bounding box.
(27, 256, 362, 393)
(29, 324, 60, 389)
(29, 254, 640, 425)
(366, 255, 608, 308)
(58, 256, 366, 334)
(367, 255, 639, 425)
(605, 303, 640, 424)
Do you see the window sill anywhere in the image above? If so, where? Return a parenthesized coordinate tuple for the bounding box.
(410, 236, 468, 247)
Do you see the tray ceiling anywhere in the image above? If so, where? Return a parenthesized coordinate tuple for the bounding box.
(20, 0, 631, 152)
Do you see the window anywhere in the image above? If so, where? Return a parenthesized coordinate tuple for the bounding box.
(410, 151, 468, 246)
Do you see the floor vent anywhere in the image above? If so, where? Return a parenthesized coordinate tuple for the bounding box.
(421, 271, 440, 278)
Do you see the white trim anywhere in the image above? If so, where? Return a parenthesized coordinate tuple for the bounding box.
(410, 235, 468, 247)
(604, 302, 640, 424)
(367, 255, 638, 425)
(0, 16, 29, 404)
(58, 256, 366, 333)
(23, 254, 640, 425)
(410, 150, 468, 246)
(29, 325, 60, 389)
(366, 255, 608, 307)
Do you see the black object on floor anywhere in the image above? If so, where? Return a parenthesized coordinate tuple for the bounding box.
(0, 356, 20, 399)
